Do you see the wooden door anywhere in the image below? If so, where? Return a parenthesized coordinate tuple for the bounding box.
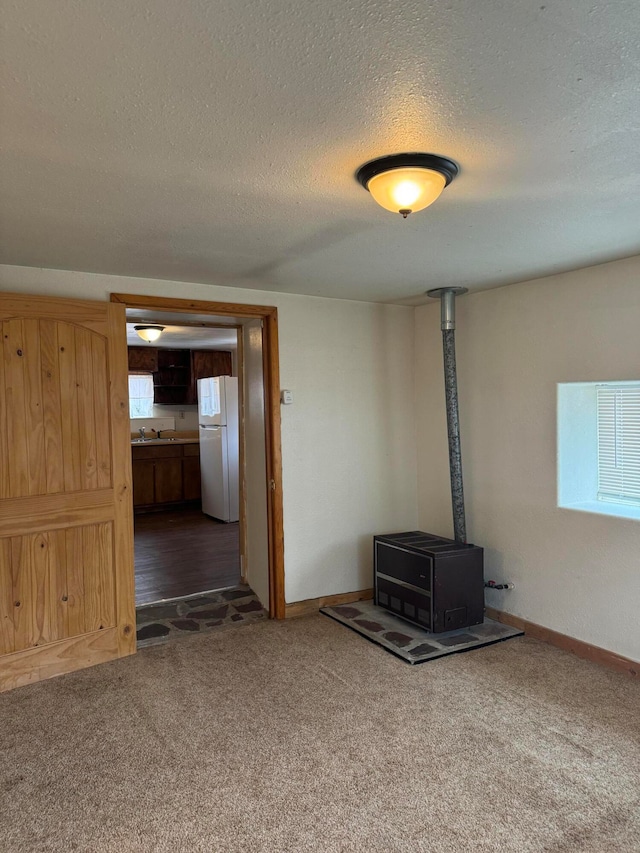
(0, 293, 135, 692)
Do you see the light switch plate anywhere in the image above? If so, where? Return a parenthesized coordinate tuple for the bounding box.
(280, 389, 294, 405)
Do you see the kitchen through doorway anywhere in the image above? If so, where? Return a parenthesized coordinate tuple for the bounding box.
(113, 293, 284, 619)
(126, 317, 244, 606)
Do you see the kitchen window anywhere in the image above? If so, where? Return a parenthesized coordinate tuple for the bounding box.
(129, 373, 154, 418)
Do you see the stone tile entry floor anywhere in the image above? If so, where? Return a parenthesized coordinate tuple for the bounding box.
(136, 584, 267, 648)
(321, 600, 524, 664)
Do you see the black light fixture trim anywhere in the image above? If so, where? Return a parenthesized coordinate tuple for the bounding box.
(356, 152, 459, 190)
(134, 325, 165, 334)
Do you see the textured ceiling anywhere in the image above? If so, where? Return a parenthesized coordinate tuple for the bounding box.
(126, 322, 237, 350)
(1, 0, 639, 304)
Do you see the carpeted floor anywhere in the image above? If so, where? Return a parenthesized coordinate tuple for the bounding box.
(1, 616, 639, 852)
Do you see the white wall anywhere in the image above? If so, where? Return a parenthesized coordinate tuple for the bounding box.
(130, 408, 199, 435)
(0, 265, 418, 604)
(415, 255, 640, 662)
(150, 405, 199, 431)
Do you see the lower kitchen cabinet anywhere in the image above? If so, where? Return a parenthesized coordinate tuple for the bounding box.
(183, 453, 202, 501)
(154, 457, 184, 504)
(132, 460, 155, 506)
(132, 443, 201, 510)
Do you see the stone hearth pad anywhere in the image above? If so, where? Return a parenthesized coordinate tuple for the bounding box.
(136, 584, 266, 648)
(321, 600, 523, 664)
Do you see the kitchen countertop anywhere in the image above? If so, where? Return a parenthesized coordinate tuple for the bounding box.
(130, 437, 199, 446)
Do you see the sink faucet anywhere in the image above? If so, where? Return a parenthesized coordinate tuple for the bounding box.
(138, 427, 146, 440)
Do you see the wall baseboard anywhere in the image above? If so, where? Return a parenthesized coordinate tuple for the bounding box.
(286, 588, 374, 619)
(485, 607, 638, 679)
(286, 594, 638, 678)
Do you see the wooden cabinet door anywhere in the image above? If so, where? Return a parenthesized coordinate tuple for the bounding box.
(132, 460, 155, 506)
(0, 293, 135, 692)
(183, 455, 201, 501)
(189, 350, 233, 403)
(154, 458, 183, 504)
(128, 346, 158, 372)
(191, 350, 232, 380)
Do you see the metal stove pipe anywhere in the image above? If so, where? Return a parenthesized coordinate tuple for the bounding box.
(427, 287, 468, 543)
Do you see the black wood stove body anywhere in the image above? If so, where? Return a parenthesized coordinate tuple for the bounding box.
(374, 531, 484, 633)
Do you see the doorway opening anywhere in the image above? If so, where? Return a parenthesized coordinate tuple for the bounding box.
(129, 322, 242, 606)
(111, 293, 285, 620)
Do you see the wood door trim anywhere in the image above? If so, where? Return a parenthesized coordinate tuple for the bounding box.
(262, 310, 284, 618)
(485, 607, 639, 678)
(111, 293, 285, 619)
(0, 490, 114, 537)
(0, 626, 119, 693)
(237, 328, 248, 584)
(111, 293, 277, 319)
(107, 303, 137, 657)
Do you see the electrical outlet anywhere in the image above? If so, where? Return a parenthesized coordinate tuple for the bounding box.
(178, 410, 185, 419)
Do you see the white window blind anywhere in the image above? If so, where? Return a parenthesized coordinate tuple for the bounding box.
(597, 385, 640, 505)
(128, 374, 154, 418)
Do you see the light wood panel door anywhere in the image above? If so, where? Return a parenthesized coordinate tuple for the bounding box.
(0, 293, 135, 692)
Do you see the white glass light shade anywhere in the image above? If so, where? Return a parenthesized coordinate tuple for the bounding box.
(135, 326, 164, 342)
(366, 167, 446, 215)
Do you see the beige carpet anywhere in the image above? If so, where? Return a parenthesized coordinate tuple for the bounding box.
(1, 615, 639, 853)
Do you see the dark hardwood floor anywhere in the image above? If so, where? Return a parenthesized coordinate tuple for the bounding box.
(134, 507, 241, 605)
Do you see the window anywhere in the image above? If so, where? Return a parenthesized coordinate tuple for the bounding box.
(597, 385, 640, 506)
(128, 374, 154, 418)
(558, 381, 640, 520)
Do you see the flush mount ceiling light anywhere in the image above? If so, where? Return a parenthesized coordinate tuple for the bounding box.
(134, 325, 165, 343)
(356, 153, 459, 218)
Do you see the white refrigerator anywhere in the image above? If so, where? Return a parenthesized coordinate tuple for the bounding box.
(198, 376, 239, 523)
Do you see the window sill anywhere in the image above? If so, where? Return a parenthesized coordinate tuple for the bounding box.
(560, 500, 640, 521)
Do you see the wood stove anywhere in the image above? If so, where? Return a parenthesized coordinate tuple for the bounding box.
(374, 531, 484, 633)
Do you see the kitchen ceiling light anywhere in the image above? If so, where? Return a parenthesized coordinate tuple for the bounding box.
(135, 325, 165, 343)
(356, 153, 458, 218)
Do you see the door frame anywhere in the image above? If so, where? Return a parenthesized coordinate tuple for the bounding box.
(111, 293, 285, 620)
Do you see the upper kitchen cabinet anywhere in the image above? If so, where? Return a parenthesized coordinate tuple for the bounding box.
(127, 347, 233, 405)
(153, 348, 191, 405)
(128, 345, 158, 372)
(191, 350, 232, 382)
(187, 350, 233, 402)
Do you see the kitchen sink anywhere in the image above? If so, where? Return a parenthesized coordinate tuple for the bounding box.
(131, 437, 182, 444)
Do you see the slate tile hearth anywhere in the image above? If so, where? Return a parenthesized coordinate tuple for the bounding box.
(321, 600, 524, 663)
(136, 584, 267, 648)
